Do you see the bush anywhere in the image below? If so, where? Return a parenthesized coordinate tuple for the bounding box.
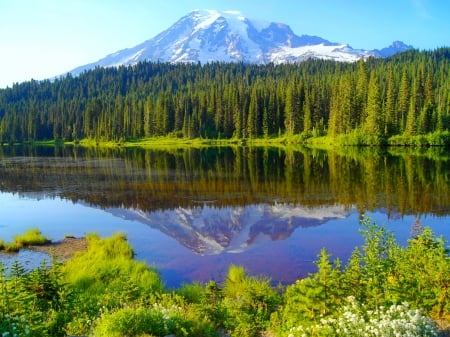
(93, 306, 167, 337)
(286, 297, 438, 337)
(222, 265, 281, 337)
(388, 131, 450, 146)
(93, 299, 218, 337)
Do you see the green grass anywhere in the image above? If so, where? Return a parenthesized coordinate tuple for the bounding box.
(12, 131, 450, 150)
(4, 242, 21, 252)
(13, 228, 50, 247)
(0, 228, 50, 253)
(63, 232, 163, 297)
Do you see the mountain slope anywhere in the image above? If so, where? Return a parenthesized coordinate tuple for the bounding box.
(70, 9, 412, 75)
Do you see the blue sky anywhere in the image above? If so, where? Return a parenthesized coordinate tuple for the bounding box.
(0, 0, 449, 88)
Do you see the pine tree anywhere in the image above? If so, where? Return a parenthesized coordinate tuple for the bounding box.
(364, 72, 382, 137)
(398, 68, 410, 133)
(284, 81, 301, 136)
(405, 80, 418, 136)
(303, 89, 312, 134)
(355, 59, 368, 127)
(384, 66, 397, 135)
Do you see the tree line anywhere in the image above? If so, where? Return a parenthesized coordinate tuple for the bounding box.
(0, 48, 449, 144)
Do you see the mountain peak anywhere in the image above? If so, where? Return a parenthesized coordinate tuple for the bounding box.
(373, 40, 414, 57)
(69, 10, 413, 75)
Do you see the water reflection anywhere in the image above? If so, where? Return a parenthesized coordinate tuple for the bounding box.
(1, 145, 449, 215)
(108, 203, 351, 255)
(0, 145, 449, 285)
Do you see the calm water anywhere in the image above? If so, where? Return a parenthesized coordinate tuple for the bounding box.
(0, 145, 449, 287)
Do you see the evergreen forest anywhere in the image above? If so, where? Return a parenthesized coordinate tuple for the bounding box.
(0, 48, 449, 145)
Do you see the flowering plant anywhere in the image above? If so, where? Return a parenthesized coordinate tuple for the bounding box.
(287, 297, 438, 337)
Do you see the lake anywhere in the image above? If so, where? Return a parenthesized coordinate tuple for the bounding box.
(0, 145, 449, 287)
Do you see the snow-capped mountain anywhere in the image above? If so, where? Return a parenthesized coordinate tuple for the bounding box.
(70, 9, 412, 75)
(372, 40, 414, 57)
(106, 203, 353, 255)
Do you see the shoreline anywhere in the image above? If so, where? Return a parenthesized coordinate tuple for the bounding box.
(29, 236, 88, 260)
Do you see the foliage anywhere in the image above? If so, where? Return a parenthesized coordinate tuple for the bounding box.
(273, 217, 450, 336)
(286, 297, 438, 337)
(62, 232, 163, 335)
(221, 265, 281, 337)
(0, 228, 50, 253)
(0, 259, 72, 337)
(13, 228, 50, 247)
(285, 249, 344, 323)
(92, 296, 218, 337)
(0, 48, 449, 145)
(1, 219, 450, 336)
(3, 242, 21, 253)
(388, 130, 450, 146)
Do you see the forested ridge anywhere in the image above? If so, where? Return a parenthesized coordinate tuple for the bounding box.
(0, 48, 449, 144)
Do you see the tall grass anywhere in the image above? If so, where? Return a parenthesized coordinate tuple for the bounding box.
(13, 227, 50, 246)
(63, 232, 163, 299)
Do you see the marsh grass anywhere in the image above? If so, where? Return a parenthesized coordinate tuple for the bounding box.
(13, 228, 50, 247)
(4, 242, 21, 252)
(63, 232, 163, 300)
(0, 228, 50, 253)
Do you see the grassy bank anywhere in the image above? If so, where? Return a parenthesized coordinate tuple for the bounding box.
(14, 130, 449, 150)
(0, 228, 50, 252)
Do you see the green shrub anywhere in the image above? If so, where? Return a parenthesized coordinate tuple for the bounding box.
(176, 282, 205, 304)
(274, 218, 450, 336)
(388, 131, 450, 146)
(93, 306, 167, 337)
(286, 297, 438, 337)
(222, 265, 281, 337)
(387, 227, 450, 320)
(279, 249, 345, 329)
(93, 299, 218, 337)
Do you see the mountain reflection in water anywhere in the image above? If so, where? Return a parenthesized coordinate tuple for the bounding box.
(0, 145, 449, 286)
(107, 203, 351, 255)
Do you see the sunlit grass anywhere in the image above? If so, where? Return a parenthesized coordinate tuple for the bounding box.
(0, 228, 50, 253)
(63, 232, 163, 297)
(4, 242, 21, 252)
(13, 228, 50, 247)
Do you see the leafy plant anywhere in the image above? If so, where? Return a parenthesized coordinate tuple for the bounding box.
(286, 297, 438, 337)
(222, 265, 281, 337)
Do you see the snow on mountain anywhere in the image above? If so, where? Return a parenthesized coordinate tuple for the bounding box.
(70, 9, 412, 75)
(372, 40, 414, 57)
(106, 203, 354, 255)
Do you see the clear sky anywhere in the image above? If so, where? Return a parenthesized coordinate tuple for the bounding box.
(1, 0, 449, 88)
